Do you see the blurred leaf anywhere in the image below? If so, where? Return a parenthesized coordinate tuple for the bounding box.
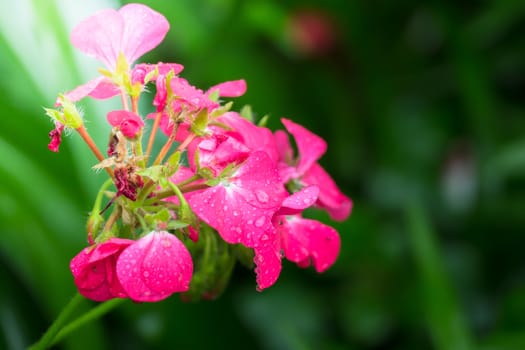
(407, 203, 474, 350)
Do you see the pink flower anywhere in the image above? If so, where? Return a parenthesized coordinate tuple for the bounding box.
(70, 3, 169, 70)
(278, 215, 340, 272)
(275, 118, 352, 221)
(116, 231, 193, 302)
(188, 151, 286, 248)
(218, 112, 279, 163)
(276, 187, 340, 272)
(47, 122, 64, 152)
(187, 151, 287, 289)
(107, 110, 144, 138)
(70, 238, 134, 301)
(63, 4, 169, 103)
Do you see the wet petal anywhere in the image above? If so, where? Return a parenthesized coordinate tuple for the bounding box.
(116, 231, 193, 302)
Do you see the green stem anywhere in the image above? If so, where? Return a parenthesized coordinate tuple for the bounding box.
(28, 293, 84, 350)
(50, 298, 127, 347)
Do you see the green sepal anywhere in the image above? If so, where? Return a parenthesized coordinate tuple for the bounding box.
(198, 167, 215, 181)
(257, 114, 269, 127)
(191, 109, 209, 136)
(61, 98, 83, 128)
(144, 207, 171, 226)
(86, 210, 105, 242)
(239, 104, 254, 122)
(144, 65, 159, 84)
(210, 101, 233, 119)
(44, 107, 65, 124)
(182, 224, 236, 301)
(98, 67, 113, 79)
(46, 96, 83, 128)
(233, 244, 255, 269)
(208, 88, 220, 102)
(137, 165, 164, 182)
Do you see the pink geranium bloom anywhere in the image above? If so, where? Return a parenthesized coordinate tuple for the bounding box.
(278, 215, 340, 272)
(107, 110, 144, 138)
(218, 112, 279, 163)
(187, 151, 287, 289)
(70, 238, 134, 301)
(63, 3, 169, 103)
(275, 118, 352, 221)
(188, 151, 286, 247)
(275, 186, 341, 273)
(116, 231, 193, 302)
(71, 3, 169, 70)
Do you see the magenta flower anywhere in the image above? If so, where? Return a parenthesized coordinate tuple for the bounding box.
(63, 3, 169, 103)
(276, 186, 340, 272)
(47, 122, 64, 152)
(107, 110, 144, 138)
(187, 151, 287, 289)
(116, 231, 193, 302)
(70, 3, 169, 70)
(70, 238, 134, 301)
(275, 118, 352, 221)
(218, 112, 279, 163)
(188, 151, 286, 247)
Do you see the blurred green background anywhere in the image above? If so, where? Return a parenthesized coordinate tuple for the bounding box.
(1, 0, 525, 349)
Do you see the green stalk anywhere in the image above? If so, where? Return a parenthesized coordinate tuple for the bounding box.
(28, 293, 84, 350)
(50, 298, 127, 347)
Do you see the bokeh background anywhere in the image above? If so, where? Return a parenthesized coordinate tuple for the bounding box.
(1, 0, 525, 349)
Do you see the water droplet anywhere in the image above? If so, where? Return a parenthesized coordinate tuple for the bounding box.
(256, 190, 269, 203)
(247, 219, 253, 225)
(223, 205, 228, 211)
(254, 216, 265, 227)
(234, 226, 242, 233)
(233, 211, 239, 216)
(261, 234, 269, 241)
(143, 271, 150, 277)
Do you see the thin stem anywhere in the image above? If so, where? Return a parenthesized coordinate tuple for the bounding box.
(76, 126, 113, 177)
(131, 96, 139, 114)
(120, 91, 130, 111)
(50, 298, 127, 347)
(146, 112, 162, 160)
(175, 133, 196, 153)
(28, 293, 84, 350)
(153, 133, 176, 166)
(102, 206, 121, 233)
(152, 122, 180, 166)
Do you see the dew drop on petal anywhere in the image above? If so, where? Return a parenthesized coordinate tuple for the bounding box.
(255, 190, 269, 203)
(254, 216, 266, 228)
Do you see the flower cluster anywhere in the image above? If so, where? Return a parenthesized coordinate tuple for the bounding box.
(45, 3, 351, 302)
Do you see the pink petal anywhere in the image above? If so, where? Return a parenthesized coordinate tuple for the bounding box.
(219, 112, 279, 163)
(107, 110, 144, 138)
(281, 118, 327, 175)
(63, 76, 119, 103)
(70, 4, 169, 69)
(118, 4, 169, 65)
(191, 135, 250, 175)
(207, 79, 247, 97)
(253, 230, 282, 290)
(277, 185, 320, 216)
(280, 216, 340, 272)
(274, 129, 294, 164)
(70, 238, 134, 301)
(188, 151, 286, 248)
(70, 8, 124, 69)
(302, 163, 352, 221)
(116, 231, 193, 302)
(48, 122, 64, 152)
